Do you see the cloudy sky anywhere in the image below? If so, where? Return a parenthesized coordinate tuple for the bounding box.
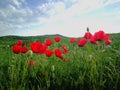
(0, 0, 120, 37)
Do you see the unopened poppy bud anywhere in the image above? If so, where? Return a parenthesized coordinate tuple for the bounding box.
(27, 50, 33, 56)
(51, 65, 55, 72)
(7, 45, 10, 48)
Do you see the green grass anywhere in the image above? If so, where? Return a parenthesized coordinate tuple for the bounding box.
(0, 34, 120, 90)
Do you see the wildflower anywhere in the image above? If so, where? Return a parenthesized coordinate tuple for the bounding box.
(28, 60, 35, 68)
(28, 60, 35, 70)
(94, 30, 105, 41)
(30, 42, 47, 54)
(45, 49, 54, 57)
(84, 28, 92, 39)
(54, 36, 61, 42)
(21, 46, 28, 53)
(70, 38, 77, 43)
(39, 44, 48, 54)
(105, 39, 112, 45)
(61, 45, 69, 54)
(30, 42, 41, 53)
(27, 50, 33, 56)
(45, 38, 53, 46)
(104, 34, 112, 45)
(93, 31, 112, 45)
(78, 39, 87, 47)
(54, 49, 63, 59)
(104, 34, 110, 40)
(84, 32, 92, 39)
(17, 40, 24, 46)
(90, 36, 98, 45)
(12, 45, 21, 54)
(28, 60, 35, 66)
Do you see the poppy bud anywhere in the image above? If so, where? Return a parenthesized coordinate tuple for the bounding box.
(51, 65, 55, 72)
(27, 50, 33, 56)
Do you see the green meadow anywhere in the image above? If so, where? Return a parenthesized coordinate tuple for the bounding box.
(0, 33, 120, 90)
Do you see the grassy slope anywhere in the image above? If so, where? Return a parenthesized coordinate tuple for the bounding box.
(0, 33, 120, 90)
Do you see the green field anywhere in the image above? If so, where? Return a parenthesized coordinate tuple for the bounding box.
(0, 33, 120, 90)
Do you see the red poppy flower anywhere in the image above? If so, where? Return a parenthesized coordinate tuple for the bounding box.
(61, 45, 69, 54)
(105, 39, 112, 45)
(104, 34, 110, 40)
(90, 36, 97, 45)
(12, 45, 21, 54)
(39, 44, 48, 54)
(30, 42, 47, 54)
(94, 30, 105, 41)
(28, 60, 35, 68)
(84, 32, 92, 39)
(30, 42, 42, 53)
(45, 49, 54, 57)
(70, 38, 77, 43)
(54, 49, 63, 59)
(45, 38, 53, 46)
(29, 60, 35, 66)
(17, 40, 24, 46)
(21, 46, 28, 53)
(78, 39, 87, 47)
(103, 34, 112, 45)
(54, 36, 61, 42)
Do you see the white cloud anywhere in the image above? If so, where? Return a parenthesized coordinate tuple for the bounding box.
(0, 9, 6, 18)
(0, 1, 35, 36)
(21, 0, 26, 3)
(0, 0, 120, 36)
(10, 0, 22, 8)
(0, 1, 33, 25)
(30, 15, 120, 37)
(103, 0, 120, 5)
(8, 4, 17, 12)
(47, 2, 65, 16)
(24, 0, 120, 37)
(70, 0, 78, 3)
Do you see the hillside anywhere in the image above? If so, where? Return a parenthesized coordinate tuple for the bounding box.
(0, 34, 67, 41)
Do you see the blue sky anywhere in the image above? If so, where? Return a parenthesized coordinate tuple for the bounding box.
(0, 0, 120, 37)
